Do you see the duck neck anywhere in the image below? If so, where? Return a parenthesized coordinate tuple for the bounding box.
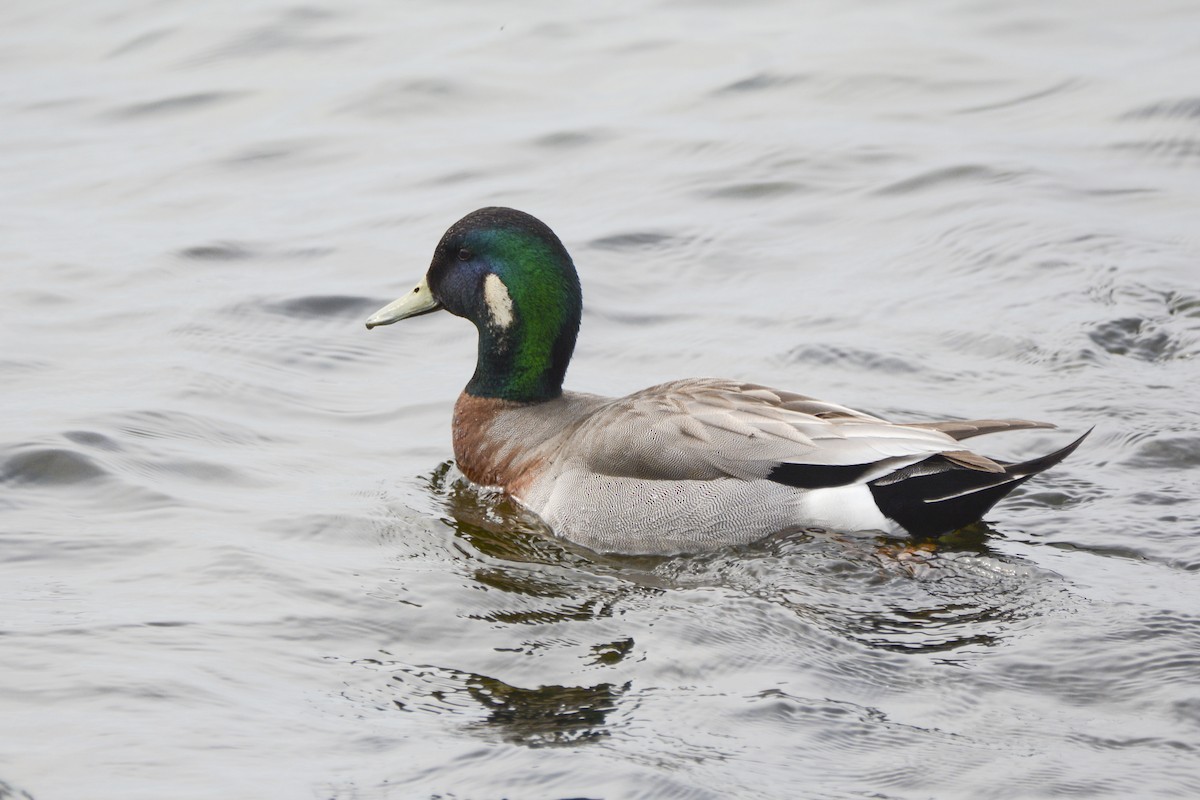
(464, 281, 580, 404)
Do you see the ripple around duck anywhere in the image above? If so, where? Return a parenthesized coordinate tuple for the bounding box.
(831, 553, 1052, 655)
(646, 529, 1055, 661)
(416, 458, 1062, 658)
(412, 464, 674, 626)
(419, 462, 580, 564)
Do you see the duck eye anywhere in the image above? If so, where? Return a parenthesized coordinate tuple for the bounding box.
(457, 248, 472, 262)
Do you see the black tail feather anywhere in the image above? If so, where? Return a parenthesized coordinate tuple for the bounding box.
(868, 429, 1091, 537)
(1001, 427, 1093, 476)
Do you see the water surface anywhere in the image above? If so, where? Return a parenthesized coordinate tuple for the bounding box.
(3, 1, 1200, 798)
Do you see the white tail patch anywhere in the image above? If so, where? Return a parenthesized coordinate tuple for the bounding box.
(483, 273, 515, 330)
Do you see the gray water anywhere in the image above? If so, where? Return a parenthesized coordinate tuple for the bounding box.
(3, 1, 1200, 798)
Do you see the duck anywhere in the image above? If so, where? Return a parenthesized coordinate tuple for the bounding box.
(366, 207, 1088, 555)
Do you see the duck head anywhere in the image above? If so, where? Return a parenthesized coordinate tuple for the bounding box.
(366, 207, 582, 403)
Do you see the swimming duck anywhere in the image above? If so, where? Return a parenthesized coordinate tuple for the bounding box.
(366, 207, 1087, 555)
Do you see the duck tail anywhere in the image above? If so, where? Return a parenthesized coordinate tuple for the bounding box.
(999, 427, 1093, 476)
(868, 429, 1092, 538)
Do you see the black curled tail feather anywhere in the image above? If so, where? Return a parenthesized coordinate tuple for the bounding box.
(1001, 427, 1093, 476)
(867, 429, 1091, 538)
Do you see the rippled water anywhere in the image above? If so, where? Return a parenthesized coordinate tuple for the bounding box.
(4, 1, 1200, 798)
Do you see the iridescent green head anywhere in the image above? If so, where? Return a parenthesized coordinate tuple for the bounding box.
(366, 207, 582, 403)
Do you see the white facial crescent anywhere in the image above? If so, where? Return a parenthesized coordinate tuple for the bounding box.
(483, 273, 515, 330)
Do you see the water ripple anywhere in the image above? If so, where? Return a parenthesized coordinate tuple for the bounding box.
(0, 778, 35, 800)
(1121, 97, 1200, 121)
(704, 180, 809, 200)
(5, 2, 1200, 798)
(107, 91, 247, 119)
(955, 78, 1081, 114)
(1125, 436, 1200, 470)
(263, 294, 376, 319)
(1, 447, 106, 486)
(713, 72, 806, 94)
(177, 241, 257, 261)
(874, 164, 1023, 195)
